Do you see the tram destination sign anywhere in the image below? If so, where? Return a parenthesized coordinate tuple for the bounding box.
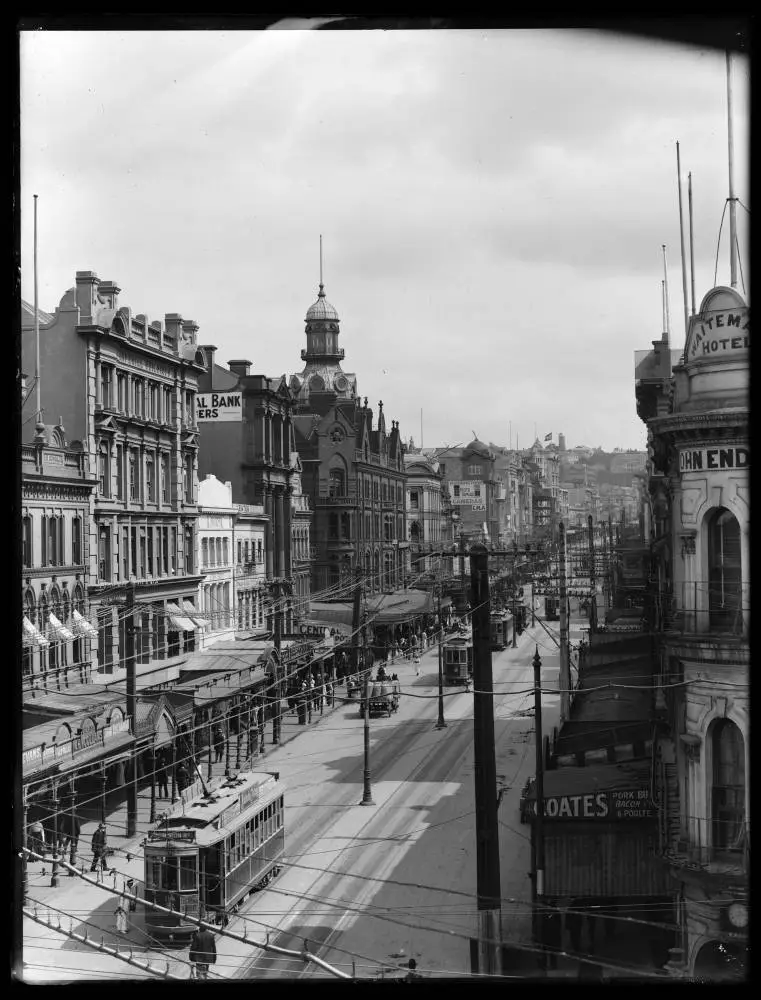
(148, 828, 196, 842)
(525, 787, 654, 821)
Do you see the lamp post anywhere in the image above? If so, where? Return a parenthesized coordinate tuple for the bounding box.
(360, 639, 375, 807)
(435, 584, 446, 730)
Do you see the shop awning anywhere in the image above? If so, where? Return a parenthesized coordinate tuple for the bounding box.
(23, 616, 50, 648)
(182, 600, 211, 629)
(367, 589, 434, 625)
(48, 613, 75, 642)
(165, 602, 197, 632)
(72, 608, 99, 639)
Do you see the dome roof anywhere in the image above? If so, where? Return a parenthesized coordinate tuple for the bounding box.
(306, 284, 340, 322)
(466, 438, 492, 458)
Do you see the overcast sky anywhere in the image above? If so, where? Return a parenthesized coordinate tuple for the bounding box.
(20, 27, 749, 453)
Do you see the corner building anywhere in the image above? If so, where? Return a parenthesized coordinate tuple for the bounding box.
(636, 284, 749, 980)
(288, 280, 407, 596)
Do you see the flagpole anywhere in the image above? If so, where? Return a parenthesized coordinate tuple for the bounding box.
(34, 194, 41, 422)
(726, 51, 738, 289)
(676, 142, 690, 340)
(688, 173, 696, 314)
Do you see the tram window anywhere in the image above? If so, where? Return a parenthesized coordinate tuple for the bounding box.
(254, 813, 260, 849)
(179, 856, 197, 890)
(148, 860, 163, 889)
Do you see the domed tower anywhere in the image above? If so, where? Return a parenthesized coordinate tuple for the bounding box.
(289, 239, 357, 404)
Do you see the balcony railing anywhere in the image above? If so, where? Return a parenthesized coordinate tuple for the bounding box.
(315, 495, 357, 506)
(664, 825, 749, 882)
(663, 581, 749, 637)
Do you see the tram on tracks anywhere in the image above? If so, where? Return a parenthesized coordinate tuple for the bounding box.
(443, 632, 474, 685)
(489, 611, 513, 650)
(143, 769, 285, 944)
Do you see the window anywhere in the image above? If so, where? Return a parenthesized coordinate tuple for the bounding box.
(160, 454, 169, 503)
(440, 463, 446, 475)
(147, 382, 157, 421)
(163, 386, 174, 424)
(202, 538, 209, 567)
(131, 526, 138, 577)
(122, 526, 130, 579)
(116, 444, 124, 499)
(185, 526, 194, 574)
(382, 483, 388, 501)
(373, 481, 379, 500)
(410, 491, 419, 510)
(22, 515, 32, 567)
(117, 373, 127, 412)
(711, 720, 746, 853)
(184, 453, 194, 503)
(146, 454, 155, 502)
(170, 527, 177, 574)
(707, 507, 742, 631)
(329, 513, 338, 539)
(237, 540, 242, 564)
(468, 465, 482, 475)
(162, 527, 169, 575)
(147, 527, 154, 576)
(134, 378, 145, 417)
(328, 468, 345, 498)
(341, 512, 350, 539)
(129, 449, 139, 501)
(98, 441, 110, 496)
(453, 485, 460, 499)
(72, 517, 82, 565)
(223, 538, 229, 565)
(101, 365, 113, 408)
(98, 526, 111, 582)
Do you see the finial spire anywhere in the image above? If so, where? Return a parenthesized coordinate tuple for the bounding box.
(318, 234, 325, 297)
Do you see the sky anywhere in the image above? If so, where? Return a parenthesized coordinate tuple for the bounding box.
(19, 26, 750, 454)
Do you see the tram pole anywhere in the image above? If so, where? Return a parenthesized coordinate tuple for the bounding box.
(273, 582, 282, 745)
(126, 582, 138, 837)
(558, 522, 570, 724)
(50, 779, 59, 887)
(357, 572, 374, 807)
(587, 514, 598, 634)
(469, 544, 501, 977)
(435, 584, 446, 730)
(532, 646, 546, 964)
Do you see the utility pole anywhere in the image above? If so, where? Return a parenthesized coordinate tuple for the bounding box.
(587, 514, 598, 633)
(558, 523, 570, 723)
(358, 572, 374, 806)
(469, 544, 501, 977)
(126, 582, 138, 837)
(272, 582, 282, 745)
(532, 646, 546, 961)
(435, 583, 446, 729)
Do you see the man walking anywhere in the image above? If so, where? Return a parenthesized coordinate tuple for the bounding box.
(90, 822, 108, 873)
(156, 750, 169, 798)
(189, 925, 217, 981)
(213, 725, 225, 764)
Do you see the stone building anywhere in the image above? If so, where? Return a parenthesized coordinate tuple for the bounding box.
(21, 420, 98, 688)
(288, 279, 408, 596)
(21, 273, 205, 680)
(635, 284, 749, 979)
(404, 451, 446, 578)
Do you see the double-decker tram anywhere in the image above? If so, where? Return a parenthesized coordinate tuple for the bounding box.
(143, 770, 285, 944)
(443, 632, 474, 685)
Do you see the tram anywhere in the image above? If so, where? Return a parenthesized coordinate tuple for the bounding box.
(489, 611, 512, 650)
(443, 633, 474, 685)
(143, 770, 285, 944)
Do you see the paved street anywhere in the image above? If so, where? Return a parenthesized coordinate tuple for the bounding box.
(22, 624, 560, 982)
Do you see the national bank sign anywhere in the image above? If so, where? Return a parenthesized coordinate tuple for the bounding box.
(196, 392, 242, 422)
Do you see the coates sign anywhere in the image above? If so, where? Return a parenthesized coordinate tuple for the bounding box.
(196, 392, 242, 422)
(525, 787, 654, 821)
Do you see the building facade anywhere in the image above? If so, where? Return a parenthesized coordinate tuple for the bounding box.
(404, 452, 445, 577)
(197, 474, 236, 644)
(289, 453, 312, 620)
(288, 279, 408, 596)
(21, 421, 99, 688)
(21, 272, 206, 679)
(636, 284, 749, 980)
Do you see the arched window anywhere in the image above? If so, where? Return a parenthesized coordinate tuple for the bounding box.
(329, 513, 338, 539)
(341, 512, 350, 539)
(410, 521, 421, 543)
(329, 468, 345, 498)
(711, 719, 746, 854)
(707, 507, 742, 631)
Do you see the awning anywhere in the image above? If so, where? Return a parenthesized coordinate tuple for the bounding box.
(72, 608, 99, 639)
(165, 602, 197, 632)
(182, 600, 211, 630)
(48, 613, 75, 642)
(23, 616, 50, 648)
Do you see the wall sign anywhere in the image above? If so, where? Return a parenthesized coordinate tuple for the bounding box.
(679, 446, 749, 473)
(450, 481, 484, 506)
(196, 392, 242, 422)
(526, 787, 654, 821)
(686, 308, 749, 361)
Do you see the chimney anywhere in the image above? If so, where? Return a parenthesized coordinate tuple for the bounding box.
(200, 344, 217, 371)
(228, 359, 253, 378)
(164, 313, 184, 347)
(75, 271, 100, 322)
(558, 433, 566, 453)
(97, 280, 121, 309)
(181, 319, 199, 346)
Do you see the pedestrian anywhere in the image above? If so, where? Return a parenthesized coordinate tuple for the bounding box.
(90, 821, 108, 872)
(156, 750, 169, 798)
(176, 762, 190, 793)
(326, 681, 333, 707)
(60, 811, 82, 861)
(189, 925, 217, 981)
(28, 819, 45, 858)
(114, 903, 129, 934)
(414, 652, 421, 676)
(213, 726, 225, 763)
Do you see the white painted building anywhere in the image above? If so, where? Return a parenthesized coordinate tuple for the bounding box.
(196, 474, 236, 647)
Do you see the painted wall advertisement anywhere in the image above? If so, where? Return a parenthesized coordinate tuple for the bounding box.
(679, 445, 748, 473)
(195, 392, 243, 422)
(450, 481, 485, 509)
(525, 787, 654, 821)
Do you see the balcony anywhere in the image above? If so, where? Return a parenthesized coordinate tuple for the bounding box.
(301, 348, 345, 360)
(664, 829, 749, 886)
(663, 581, 749, 638)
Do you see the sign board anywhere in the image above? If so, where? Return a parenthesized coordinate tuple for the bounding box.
(195, 392, 243, 423)
(148, 828, 196, 842)
(679, 446, 749, 473)
(239, 784, 260, 814)
(525, 787, 654, 821)
(685, 308, 749, 362)
(450, 481, 484, 506)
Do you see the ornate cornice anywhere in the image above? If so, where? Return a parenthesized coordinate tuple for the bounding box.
(649, 409, 748, 442)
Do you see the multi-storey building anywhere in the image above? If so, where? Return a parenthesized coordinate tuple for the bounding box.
(404, 452, 445, 577)
(197, 473, 236, 644)
(288, 279, 407, 595)
(289, 453, 312, 620)
(194, 351, 298, 632)
(21, 272, 205, 678)
(434, 438, 510, 548)
(233, 501, 269, 633)
(21, 420, 99, 688)
(635, 283, 749, 979)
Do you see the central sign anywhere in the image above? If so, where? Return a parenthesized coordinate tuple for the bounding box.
(195, 392, 243, 422)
